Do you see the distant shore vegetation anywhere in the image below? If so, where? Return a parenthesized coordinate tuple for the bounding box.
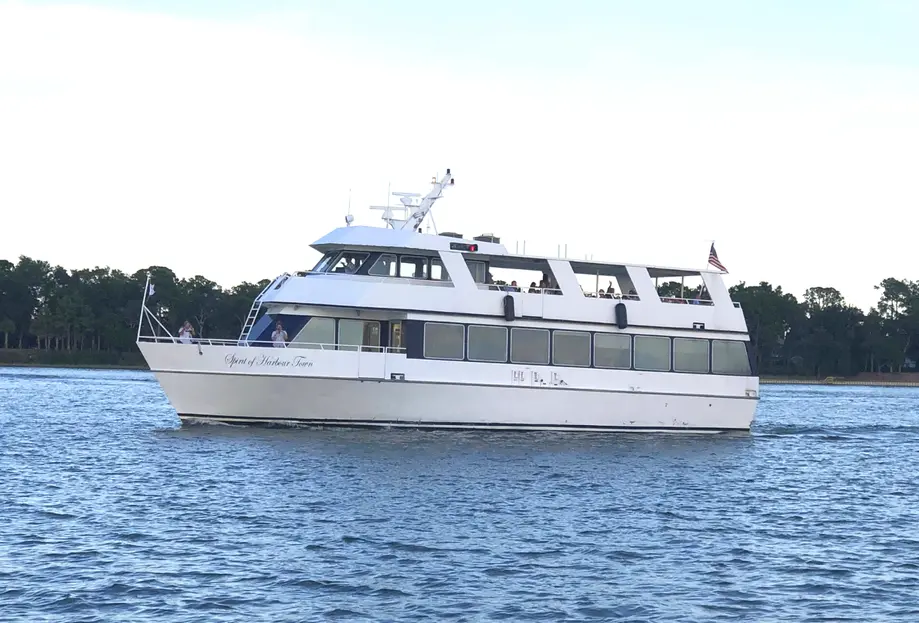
(1, 256, 918, 378)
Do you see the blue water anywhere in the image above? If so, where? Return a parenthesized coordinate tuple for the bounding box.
(1, 368, 918, 622)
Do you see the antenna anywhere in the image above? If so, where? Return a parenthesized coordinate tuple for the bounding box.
(369, 168, 455, 230)
(344, 188, 354, 226)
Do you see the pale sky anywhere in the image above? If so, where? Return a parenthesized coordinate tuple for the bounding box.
(1, 0, 917, 310)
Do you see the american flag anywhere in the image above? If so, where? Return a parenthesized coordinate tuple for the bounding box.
(708, 243, 727, 272)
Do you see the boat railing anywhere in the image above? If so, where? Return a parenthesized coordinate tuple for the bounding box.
(658, 297, 715, 306)
(137, 335, 407, 353)
(477, 284, 564, 295)
(583, 292, 641, 301)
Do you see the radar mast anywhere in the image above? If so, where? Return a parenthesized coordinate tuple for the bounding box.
(370, 169, 455, 232)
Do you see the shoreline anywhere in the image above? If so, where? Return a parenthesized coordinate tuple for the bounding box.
(2, 359, 919, 387)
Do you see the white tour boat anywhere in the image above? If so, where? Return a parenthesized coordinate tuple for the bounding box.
(137, 169, 759, 432)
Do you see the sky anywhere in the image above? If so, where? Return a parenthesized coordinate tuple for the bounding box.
(1, 0, 917, 310)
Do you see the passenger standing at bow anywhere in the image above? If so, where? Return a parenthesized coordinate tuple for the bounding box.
(271, 321, 288, 347)
(178, 321, 195, 344)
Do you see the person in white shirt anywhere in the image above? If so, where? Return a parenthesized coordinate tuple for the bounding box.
(178, 321, 195, 344)
(271, 321, 288, 347)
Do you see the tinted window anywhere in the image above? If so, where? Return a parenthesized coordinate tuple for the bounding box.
(552, 331, 591, 367)
(368, 254, 398, 277)
(712, 340, 752, 375)
(510, 328, 550, 365)
(291, 317, 335, 349)
(338, 319, 381, 351)
(634, 335, 671, 371)
(673, 338, 710, 373)
(424, 323, 465, 360)
(400, 256, 429, 279)
(594, 333, 631, 369)
(467, 325, 507, 362)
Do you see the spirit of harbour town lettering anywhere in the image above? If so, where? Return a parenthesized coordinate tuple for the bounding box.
(225, 353, 313, 369)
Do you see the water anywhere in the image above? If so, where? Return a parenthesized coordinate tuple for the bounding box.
(1, 369, 918, 622)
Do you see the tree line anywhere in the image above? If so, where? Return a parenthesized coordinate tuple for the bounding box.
(1, 255, 918, 377)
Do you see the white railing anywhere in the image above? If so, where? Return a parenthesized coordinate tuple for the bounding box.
(477, 284, 565, 295)
(137, 335, 406, 353)
(583, 292, 641, 301)
(658, 297, 715, 306)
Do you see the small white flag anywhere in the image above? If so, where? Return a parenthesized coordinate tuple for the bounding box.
(148, 283, 155, 296)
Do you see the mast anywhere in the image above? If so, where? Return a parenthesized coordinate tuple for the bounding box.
(370, 168, 455, 231)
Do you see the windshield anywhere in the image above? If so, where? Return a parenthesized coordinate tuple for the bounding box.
(311, 251, 370, 274)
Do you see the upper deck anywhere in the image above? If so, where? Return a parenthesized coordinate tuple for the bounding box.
(260, 225, 748, 336)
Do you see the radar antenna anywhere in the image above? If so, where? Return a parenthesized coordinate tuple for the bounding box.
(370, 169, 455, 231)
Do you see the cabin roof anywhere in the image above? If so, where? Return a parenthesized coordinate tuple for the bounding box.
(312, 226, 718, 278)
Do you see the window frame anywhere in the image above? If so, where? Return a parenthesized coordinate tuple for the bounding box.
(368, 253, 398, 277)
(430, 257, 450, 281)
(338, 319, 382, 351)
(290, 316, 336, 349)
(467, 325, 508, 363)
(423, 322, 465, 361)
(711, 339, 753, 376)
(672, 337, 711, 374)
(551, 330, 592, 368)
(593, 332, 632, 370)
(510, 327, 551, 365)
(633, 335, 672, 372)
(399, 255, 430, 279)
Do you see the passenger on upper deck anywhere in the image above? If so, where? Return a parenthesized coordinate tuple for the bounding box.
(271, 321, 288, 347)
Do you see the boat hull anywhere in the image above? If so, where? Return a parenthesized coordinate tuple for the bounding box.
(140, 343, 758, 433)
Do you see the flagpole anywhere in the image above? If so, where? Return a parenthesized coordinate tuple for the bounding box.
(137, 273, 150, 342)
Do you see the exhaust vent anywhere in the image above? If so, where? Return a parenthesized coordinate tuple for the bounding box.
(474, 233, 500, 244)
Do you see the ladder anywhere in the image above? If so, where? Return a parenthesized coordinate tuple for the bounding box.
(237, 275, 284, 343)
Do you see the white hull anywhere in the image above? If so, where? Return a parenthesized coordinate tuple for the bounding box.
(140, 343, 758, 433)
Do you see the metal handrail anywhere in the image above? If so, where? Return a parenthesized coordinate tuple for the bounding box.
(137, 335, 406, 353)
(660, 297, 715, 306)
(477, 284, 565, 295)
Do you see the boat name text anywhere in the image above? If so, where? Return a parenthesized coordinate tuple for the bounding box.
(224, 353, 314, 369)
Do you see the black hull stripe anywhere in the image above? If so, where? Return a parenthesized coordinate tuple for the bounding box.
(151, 369, 759, 401)
(177, 413, 751, 433)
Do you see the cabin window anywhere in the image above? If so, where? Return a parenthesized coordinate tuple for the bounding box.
(400, 255, 429, 279)
(467, 325, 507, 363)
(290, 317, 335, 349)
(634, 335, 671, 371)
(431, 258, 450, 281)
(673, 338, 710, 373)
(368, 254, 398, 277)
(423, 323, 465, 360)
(593, 333, 631, 369)
(712, 340, 752, 375)
(311, 252, 338, 273)
(552, 330, 591, 367)
(510, 328, 550, 365)
(338, 319, 381, 352)
(467, 260, 487, 284)
(328, 252, 369, 275)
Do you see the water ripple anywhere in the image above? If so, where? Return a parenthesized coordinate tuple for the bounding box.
(1, 370, 919, 621)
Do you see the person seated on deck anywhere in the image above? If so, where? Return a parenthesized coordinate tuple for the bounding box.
(178, 321, 195, 344)
(528, 281, 539, 294)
